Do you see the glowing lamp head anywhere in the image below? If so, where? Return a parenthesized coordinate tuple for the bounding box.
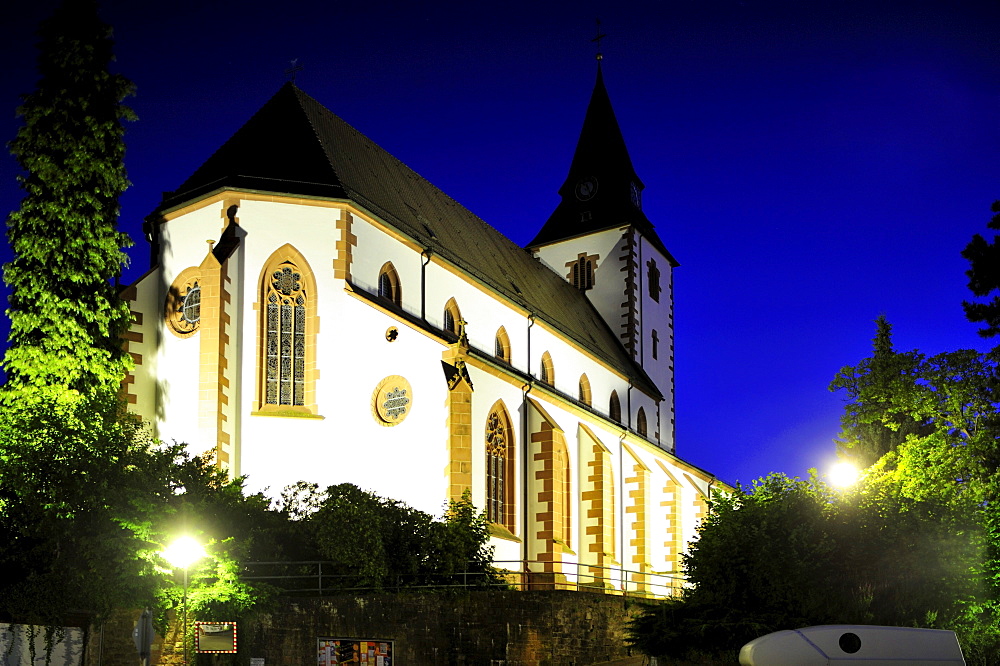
(829, 461, 860, 488)
(163, 536, 206, 569)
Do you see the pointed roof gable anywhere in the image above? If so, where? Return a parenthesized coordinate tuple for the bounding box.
(157, 83, 662, 399)
(529, 66, 676, 264)
(165, 82, 346, 204)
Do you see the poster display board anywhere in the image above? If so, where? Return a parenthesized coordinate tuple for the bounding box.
(196, 621, 238, 653)
(317, 638, 393, 665)
(1, 623, 83, 665)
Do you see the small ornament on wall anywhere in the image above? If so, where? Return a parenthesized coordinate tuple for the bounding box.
(372, 375, 412, 426)
(441, 359, 474, 391)
(385, 326, 399, 342)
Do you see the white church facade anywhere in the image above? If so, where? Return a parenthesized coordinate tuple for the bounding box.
(122, 67, 723, 595)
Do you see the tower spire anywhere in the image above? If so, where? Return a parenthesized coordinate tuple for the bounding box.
(529, 63, 668, 254)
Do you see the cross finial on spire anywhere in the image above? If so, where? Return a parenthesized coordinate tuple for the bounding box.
(591, 18, 607, 61)
(284, 58, 303, 83)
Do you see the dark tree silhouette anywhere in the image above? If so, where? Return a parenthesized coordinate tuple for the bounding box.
(962, 200, 1000, 338)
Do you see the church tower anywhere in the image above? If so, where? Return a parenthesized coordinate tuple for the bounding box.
(529, 63, 678, 449)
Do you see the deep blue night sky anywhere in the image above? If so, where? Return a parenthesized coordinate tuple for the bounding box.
(2, 0, 998, 487)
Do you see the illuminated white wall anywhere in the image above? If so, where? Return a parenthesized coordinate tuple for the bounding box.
(128, 193, 715, 579)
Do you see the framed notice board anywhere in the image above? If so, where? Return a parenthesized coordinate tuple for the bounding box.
(196, 622, 237, 653)
(317, 637, 392, 665)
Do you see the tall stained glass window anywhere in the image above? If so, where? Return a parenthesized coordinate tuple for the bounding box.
(265, 264, 307, 406)
(486, 410, 507, 525)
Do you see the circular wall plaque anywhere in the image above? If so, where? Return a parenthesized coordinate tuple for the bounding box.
(372, 375, 413, 426)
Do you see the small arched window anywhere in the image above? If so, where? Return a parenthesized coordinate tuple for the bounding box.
(540, 352, 554, 386)
(377, 262, 401, 306)
(578, 374, 592, 406)
(637, 407, 648, 436)
(443, 298, 461, 335)
(495, 327, 511, 362)
(609, 391, 621, 424)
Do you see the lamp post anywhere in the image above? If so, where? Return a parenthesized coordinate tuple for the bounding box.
(163, 536, 206, 665)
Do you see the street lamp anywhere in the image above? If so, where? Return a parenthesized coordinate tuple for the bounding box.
(163, 536, 206, 665)
(829, 461, 860, 489)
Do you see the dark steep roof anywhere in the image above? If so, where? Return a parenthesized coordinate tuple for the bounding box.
(159, 82, 661, 399)
(529, 66, 677, 265)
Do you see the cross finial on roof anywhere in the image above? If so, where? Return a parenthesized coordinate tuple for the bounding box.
(284, 58, 303, 83)
(591, 18, 607, 61)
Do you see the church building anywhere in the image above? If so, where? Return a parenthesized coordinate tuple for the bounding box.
(123, 65, 722, 595)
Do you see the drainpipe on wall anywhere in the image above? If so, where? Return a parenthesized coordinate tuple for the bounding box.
(627, 381, 633, 431)
(420, 249, 432, 321)
(522, 314, 536, 583)
(526, 313, 535, 375)
(521, 381, 533, 585)
(618, 428, 626, 592)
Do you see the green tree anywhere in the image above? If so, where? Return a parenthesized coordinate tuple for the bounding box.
(633, 335, 1000, 662)
(0, 389, 281, 631)
(431, 490, 502, 587)
(871, 348, 1000, 505)
(830, 315, 930, 467)
(962, 201, 1000, 338)
(3, 0, 135, 398)
(627, 475, 847, 662)
(627, 474, 987, 663)
(308, 484, 500, 591)
(635, 337, 1000, 663)
(0, 393, 182, 625)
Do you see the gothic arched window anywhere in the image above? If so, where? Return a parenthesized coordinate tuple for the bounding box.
(443, 298, 461, 336)
(609, 390, 621, 424)
(257, 246, 317, 413)
(495, 326, 511, 362)
(637, 407, 648, 437)
(266, 266, 306, 406)
(540, 352, 554, 386)
(486, 402, 515, 529)
(378, 262, 401, 306)
(579, 374, 592, 406)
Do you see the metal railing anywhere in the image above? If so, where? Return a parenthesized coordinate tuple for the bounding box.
(493, 560, 685, 598)
(243, 560, 684, 599)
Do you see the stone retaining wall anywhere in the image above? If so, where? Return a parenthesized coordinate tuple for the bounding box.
(87, 591, 649, 666)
